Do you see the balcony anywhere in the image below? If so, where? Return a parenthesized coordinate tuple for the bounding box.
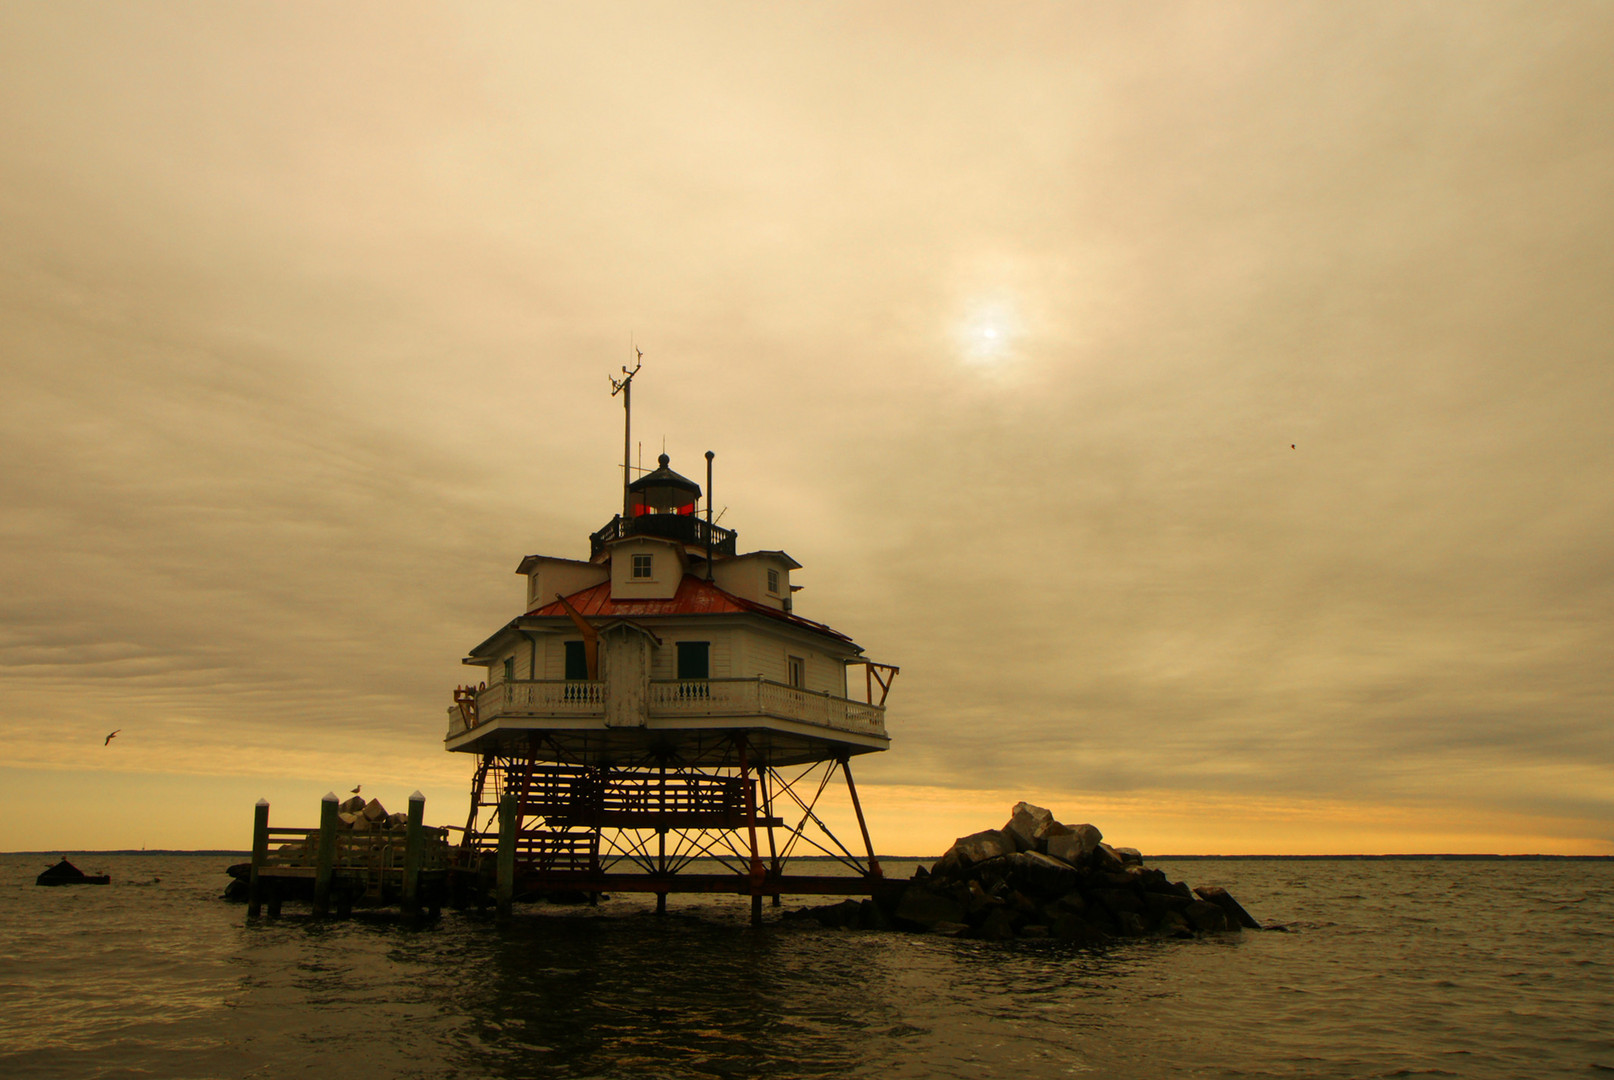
(446, 677, 886, 741)
(590, 513, 737, 560)
(647, 679, 886, 736)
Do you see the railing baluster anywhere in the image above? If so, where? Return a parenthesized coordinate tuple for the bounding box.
(456, 676, 885, 738)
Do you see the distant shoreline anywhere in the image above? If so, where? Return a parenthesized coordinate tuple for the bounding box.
(3, 850, 1610, 861)
(4, 850, 251, 857)
(1149, 853, 1614, 861)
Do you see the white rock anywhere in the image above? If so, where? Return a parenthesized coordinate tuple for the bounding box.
(1092, 842, 1125, 870)
(1004, 802, 1056, 850)
(1071, 822, 1103, 848)
(951, 828, 1016, 865)
(1045, 833, 1085, 864)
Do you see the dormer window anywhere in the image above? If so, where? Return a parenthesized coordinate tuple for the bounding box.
(767, 568, 779, 594)
(632, 553, 653, 579)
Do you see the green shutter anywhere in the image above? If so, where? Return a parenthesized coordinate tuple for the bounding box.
(676, 641, 710, 680)
(564, 641, 589, 680)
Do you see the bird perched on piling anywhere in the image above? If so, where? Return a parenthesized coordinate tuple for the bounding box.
(350, 785, 361, 795)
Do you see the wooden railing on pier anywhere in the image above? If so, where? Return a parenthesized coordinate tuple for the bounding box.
(248, 796, 450, 917)
(474, 764, 770, 831)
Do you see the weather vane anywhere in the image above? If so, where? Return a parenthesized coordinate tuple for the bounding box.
(610, 344, 643, 520)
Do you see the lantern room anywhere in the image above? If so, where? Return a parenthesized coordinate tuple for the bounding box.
(590, 452, 736, 560)
(629, 453, 700, 517)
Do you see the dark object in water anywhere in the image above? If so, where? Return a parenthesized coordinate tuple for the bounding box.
(36, 858, 110, 886)
(1193, 885, 1262, 930)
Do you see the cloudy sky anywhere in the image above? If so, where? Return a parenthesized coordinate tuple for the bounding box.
(2, 2, 1610, 855)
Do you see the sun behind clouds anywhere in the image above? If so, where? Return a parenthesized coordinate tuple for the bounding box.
(955, 296, 1024, 373)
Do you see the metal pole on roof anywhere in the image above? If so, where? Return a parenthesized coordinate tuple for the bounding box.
(705, 450, 715, 579)
(622, 378, 630, 519)
(611, 347, 642, 521)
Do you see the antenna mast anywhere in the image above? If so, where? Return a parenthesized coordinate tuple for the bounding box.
(610, 346, 643, 520)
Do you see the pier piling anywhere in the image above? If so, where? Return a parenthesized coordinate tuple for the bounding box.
(313, 792, 339, 917)
(248, 798, 270, 917)
(402, 790, 425, 915)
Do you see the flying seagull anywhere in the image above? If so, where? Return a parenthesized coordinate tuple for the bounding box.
(104, 730, 121, 745)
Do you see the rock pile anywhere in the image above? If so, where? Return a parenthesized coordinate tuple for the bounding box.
(793, 802, 1259, 941)
(333, 795, 411, 831)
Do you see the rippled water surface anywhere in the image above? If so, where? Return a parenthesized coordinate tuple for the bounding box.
(1, 855, 1609, 1078)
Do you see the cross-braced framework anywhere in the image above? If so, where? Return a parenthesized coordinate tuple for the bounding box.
(454, 732, 883, 916)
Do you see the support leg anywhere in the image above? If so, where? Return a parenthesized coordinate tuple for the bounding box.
(737, 735, 766, 922)
(465, 754, 491, 840)
(496, 793, 516, 918)
(841, 754, 882, 879)
(761, 767, 781, 906)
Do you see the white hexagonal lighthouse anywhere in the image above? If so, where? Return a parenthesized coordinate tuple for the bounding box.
(445, 370, 897, 918)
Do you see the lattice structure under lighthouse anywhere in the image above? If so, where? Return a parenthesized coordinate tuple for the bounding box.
(444, 441, 898, 921)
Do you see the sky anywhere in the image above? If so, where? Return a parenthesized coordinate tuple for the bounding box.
(2, 2, 1610, 856)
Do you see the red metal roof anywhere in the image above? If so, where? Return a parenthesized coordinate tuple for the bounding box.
(526, 575, 856, 645)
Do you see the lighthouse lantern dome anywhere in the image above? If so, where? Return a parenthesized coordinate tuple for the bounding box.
(629, 453, 701, 517)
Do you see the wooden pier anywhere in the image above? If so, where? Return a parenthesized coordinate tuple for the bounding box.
(247, 793, 450, 918)
(246, 790, 893, 923)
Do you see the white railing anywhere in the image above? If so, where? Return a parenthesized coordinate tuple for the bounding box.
(477, 680, 605, 724)
(645, 678, 754, 714)
(649, 677, 886, 737)
(448, 677, 885, 740)
(449, 682, 603, 738)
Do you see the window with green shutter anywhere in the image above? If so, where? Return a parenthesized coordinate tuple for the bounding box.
(564, 641, 589, 680)
(676, 641, 710, 680)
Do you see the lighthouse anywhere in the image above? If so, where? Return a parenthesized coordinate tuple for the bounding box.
(445, 384, 897, 920)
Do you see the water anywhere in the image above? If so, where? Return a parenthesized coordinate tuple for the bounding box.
(1, 854, 1609, 1079)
